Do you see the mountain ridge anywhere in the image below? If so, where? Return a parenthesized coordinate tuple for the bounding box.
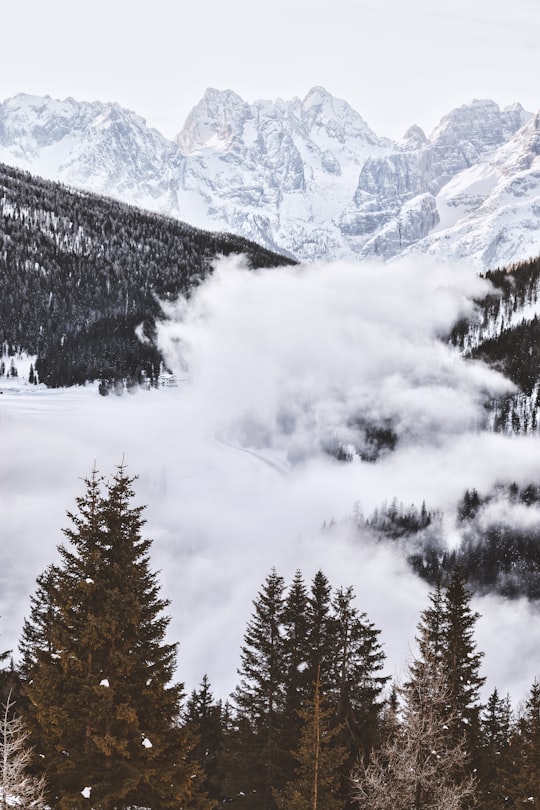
(0, 89, 538, 269)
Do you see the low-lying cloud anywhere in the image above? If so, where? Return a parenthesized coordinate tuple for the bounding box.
(2, 255, 540, 703)
(159, 256, 511, 460)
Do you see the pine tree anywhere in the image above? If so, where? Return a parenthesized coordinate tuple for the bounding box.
(305, 571, 334, 692)
(410, 582, 445, 680)
(225, 568, 287, 809)
(281, 570, 310, 772)
(20, 464, 210, 810)
(443, 568, 485, 755)
(0, 693, 46, 810)
(184, 675, 224, 802)
(274, 667, 347, 810)
(514, 679, 540, 804)
(408, 573, 484, 763)
(330, 586, 388, 765)
(478, 688, 515, 810)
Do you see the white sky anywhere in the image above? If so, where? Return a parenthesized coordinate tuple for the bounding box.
(2, 0, 539, 140)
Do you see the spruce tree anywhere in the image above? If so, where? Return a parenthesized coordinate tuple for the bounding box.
(281, 570, 310, 772)
(20, 465, 210, 810)
(514, 679, 540, 804)
(274, 667, 347, 810)
(478, 688, 515, 810)
(305, 571, 334, 691)
(225, 568, 287, 809)
(330, 586, 388, 765)
(408, 572, 484, 761)
(184, 675, 224, 802)
(443, 568, 485, 755)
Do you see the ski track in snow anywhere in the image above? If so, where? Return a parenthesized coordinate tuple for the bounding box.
(214, 433, 289, 478)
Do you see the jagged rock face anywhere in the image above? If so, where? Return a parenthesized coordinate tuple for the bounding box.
(404, 113, 540, 270)
(0, 94, 185, 214)
(0, 90, 537, 269)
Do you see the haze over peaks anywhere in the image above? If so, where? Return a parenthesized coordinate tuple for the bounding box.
(0, 88, 537, 269)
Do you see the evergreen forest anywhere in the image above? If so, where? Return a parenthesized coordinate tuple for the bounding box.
(2, 465, 540, 810)
(0, 163, 294, 388)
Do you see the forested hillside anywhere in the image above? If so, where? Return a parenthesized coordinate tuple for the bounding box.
(452, 255, 540, 433)
(0, 163, 294, 387)
(361, 483, 540, 599)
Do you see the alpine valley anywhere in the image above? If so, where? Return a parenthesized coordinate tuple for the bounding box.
(1, 87, 540, 270)
(5, 87, 540, 791)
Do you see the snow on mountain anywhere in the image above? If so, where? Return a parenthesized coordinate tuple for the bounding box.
(405, 112, 540, 270)
(0, 93, 184, 215)
(0, 90, 537, 269)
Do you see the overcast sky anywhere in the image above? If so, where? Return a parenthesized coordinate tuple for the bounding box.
(3, 0, 539, 140)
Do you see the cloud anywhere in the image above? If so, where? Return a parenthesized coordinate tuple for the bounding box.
(157, 255, 511, 461)
(2, 255, 540, 703)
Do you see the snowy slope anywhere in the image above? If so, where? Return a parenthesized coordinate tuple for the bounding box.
(404, 113, 540, 270)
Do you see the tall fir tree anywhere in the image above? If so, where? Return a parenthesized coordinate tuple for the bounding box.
(330, 586, 388, 767)
(184, 675, 224, 803)
(224, 568, 287, 810)
(443, 568, 485, 757)
(478, 688, 515, 810)
(305, 571, 334, 692)
(274, 667, 347, 810)
(281, 570, 310, 781)
(514, 679, 540, 804)
(20, 465, 210, 810)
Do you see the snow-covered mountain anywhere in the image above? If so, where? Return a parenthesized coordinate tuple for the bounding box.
(0, 89, 537, 269)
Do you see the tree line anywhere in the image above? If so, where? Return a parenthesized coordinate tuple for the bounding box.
(360, 483, 540, 600)
(450, 253, 540, 434)
(1, 465, 540, 810)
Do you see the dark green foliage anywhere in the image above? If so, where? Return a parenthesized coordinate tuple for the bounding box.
(274, 669, 348, 810)
(514, 680, 540, 804)
(443, 568, 485, 756)
(472, 315, 540, 398)
(281, 571, 310, 768)
(405, 572, 484, 779)
(0, 162, 294, 387)
(449, 254, 540, 433)
(366, 499, 435, 540)
(20, 465, 210, 810)
(478, 689, 516, 810)
(305, 572, 334, 695)
(405, 483, 540, 599)
(224, 569, 288, 809)
(330, 586, 388, 767)
(365, 483, 540, 600)
(184, 675, 225, 803)
(353, 582, 481, 810)
(223, 570, 387, 810)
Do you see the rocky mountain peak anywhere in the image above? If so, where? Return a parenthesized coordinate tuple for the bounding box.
(400, 124, 429, 147)
(300, 86, 381, 146)
(175, 88, 251, 154)
(0, 89, 537, 272)
(430, 99, 523, 155)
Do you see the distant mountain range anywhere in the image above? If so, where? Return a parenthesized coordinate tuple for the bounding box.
(1, 89, 539, 270)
